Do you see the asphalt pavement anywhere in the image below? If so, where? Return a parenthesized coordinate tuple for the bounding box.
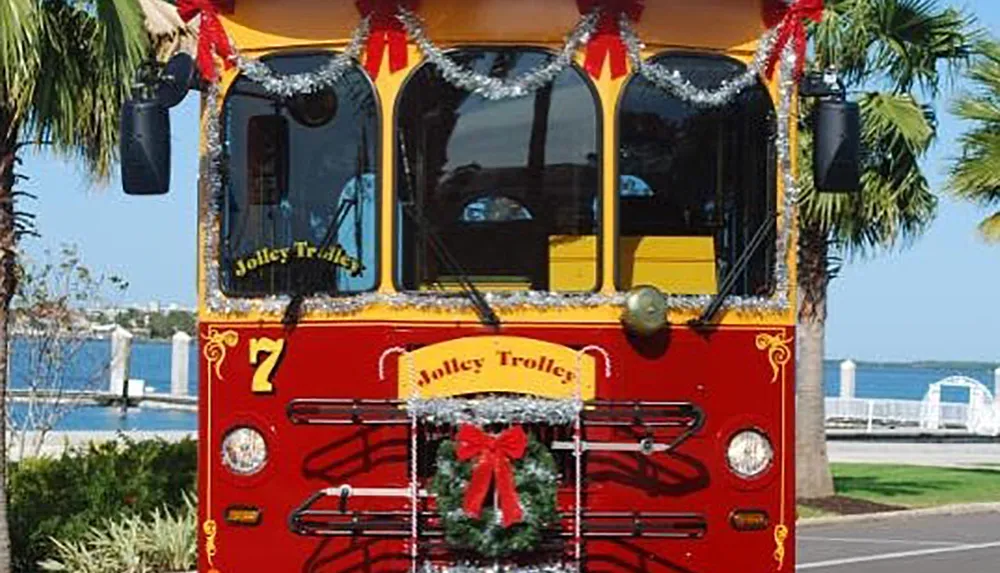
(797, 513, 1000, 572)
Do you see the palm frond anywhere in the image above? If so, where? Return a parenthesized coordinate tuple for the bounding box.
(947, 40, 1000, 213)
(0, 0, 41, 137)
(23, 0, 149, 180)
(977, 211, 1000, 243)
(868, 0, 974, 94)
(802, 0, 977, 261)
(815, 0, 975, 95)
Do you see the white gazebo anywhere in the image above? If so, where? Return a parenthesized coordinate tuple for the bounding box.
(920, 376, 999, 436)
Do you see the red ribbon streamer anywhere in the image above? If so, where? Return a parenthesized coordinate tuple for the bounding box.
(455, 425, 528, 528)
(763, 0, 825, 81)
(577, 0, 644, 79)
(177, 0, 235, 82)
(356, 0, 416, 78)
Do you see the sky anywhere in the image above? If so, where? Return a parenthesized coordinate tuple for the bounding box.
(16, 1, 1000, 363)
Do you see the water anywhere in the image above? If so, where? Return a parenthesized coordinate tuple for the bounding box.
(7, 337, 996, 431)
(822, 361, 996, 403)
(8, 337, 199, 432)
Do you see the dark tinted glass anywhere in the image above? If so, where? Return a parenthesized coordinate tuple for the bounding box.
(618, 53, 775, 296)
(221, 54, 378, 296)
(397, 49, 600, 292)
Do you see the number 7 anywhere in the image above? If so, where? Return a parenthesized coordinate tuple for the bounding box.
(249, 338, 286, 394)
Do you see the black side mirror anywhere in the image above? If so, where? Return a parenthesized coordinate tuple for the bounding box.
(813, 99, 861, 193)
(120, 98, 171, 195)
(120, 54, 196, 196)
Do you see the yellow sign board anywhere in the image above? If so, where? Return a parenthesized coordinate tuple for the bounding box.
(398, 336, 596, 400)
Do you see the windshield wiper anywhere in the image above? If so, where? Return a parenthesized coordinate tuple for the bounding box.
(401, 204, 501, 328)
(282, 197, 357, 327)
(690, 210, 777, 327)
(397, 129, 499, 328)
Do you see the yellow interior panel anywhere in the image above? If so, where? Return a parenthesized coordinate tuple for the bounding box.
(549, 236, 718, 295)
(548, 236, 600, 292)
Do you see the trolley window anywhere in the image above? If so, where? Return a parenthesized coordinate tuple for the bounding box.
(397, 48, 601, 293)
(220, 53, 379, 297)
(618, 53, 775, 296)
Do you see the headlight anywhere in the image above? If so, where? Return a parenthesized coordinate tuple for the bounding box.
(726, 430, 773, 479)
(221, 427, 268, 476)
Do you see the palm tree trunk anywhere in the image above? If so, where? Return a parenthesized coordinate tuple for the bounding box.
(0, 129, 17, 573)
(796, 223, 835, 499)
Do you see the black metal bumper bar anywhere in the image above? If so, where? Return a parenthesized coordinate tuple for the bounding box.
(291, 505, 706, 541)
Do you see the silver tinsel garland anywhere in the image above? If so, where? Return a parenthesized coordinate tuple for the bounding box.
(230, 17, 371, 98)
(620, 15, 779, 108)
(406, 397, 581, 426)
(773, 44, 798, 307)
(421, 564, 577, 573)
(397, 6, 599, 101)
(201, 9, 798, 317)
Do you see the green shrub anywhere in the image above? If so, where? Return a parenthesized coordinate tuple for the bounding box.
(8, 438, 197, 573)
(38, 493, 197, 573)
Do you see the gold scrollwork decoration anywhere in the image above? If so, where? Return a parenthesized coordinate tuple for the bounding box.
(755, 333, 792, 383)
(203, 327, 239, 380)
(203, 518, 220, 572)
(773, 523, 789, 569)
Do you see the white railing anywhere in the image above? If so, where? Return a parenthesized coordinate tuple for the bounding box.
(827, 364, 1000, 436)
(824, 397, 993, 434)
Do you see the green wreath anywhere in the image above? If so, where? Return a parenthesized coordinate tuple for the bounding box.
(431, 434, 560, 558)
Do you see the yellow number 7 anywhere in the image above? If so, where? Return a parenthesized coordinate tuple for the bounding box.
(249, 338, 286, 394)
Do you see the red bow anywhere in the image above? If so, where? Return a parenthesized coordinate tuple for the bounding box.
(577, 0, 644, 79)
(177, 0, 235, 82)
(763, 0, 825, 81)
(356, 0, 416, 78)
(455, 425, 528, 528)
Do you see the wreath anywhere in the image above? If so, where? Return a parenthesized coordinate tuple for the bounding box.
(431, 425, 559, 558)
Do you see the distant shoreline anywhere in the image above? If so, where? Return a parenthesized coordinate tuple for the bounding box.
(10, 332, 193, 343)
(827, 359, 997, 371)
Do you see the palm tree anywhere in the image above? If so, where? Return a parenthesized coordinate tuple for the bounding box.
(796, 0, 974, 499)
(0, 1, 148, 569)
(948, 40, 1000, 241)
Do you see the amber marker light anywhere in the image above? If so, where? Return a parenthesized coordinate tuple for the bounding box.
(224, 506, 262, 526)
(729, 510, 769, 532)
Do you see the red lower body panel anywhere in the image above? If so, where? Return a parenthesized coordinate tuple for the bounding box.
(198, 322, 795, 572)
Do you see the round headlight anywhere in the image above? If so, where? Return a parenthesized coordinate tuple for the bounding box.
(221, 427, 268, 476)
(726, 430, 774, 479)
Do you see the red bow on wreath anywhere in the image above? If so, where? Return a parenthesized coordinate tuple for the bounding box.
(577, 0, 644, 79)
(177, 0, 235, 82)
(456, 424, 528, 528)
(763, 0, 825, 81)
(356, 0, 418, 78)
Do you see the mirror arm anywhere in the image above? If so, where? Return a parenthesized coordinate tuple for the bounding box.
(799, 68, 847, 101)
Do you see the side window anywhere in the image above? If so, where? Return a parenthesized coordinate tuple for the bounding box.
(617, 53, 776, 296)
(396, 48, 601, 292)
(221, 53, 379, 297)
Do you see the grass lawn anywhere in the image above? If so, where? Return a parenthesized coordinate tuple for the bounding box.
(829, 463, 1000, 508)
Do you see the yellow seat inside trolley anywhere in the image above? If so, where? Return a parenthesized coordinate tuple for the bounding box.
(548, 236, 718, 294)
(424, 237, 718, 294)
